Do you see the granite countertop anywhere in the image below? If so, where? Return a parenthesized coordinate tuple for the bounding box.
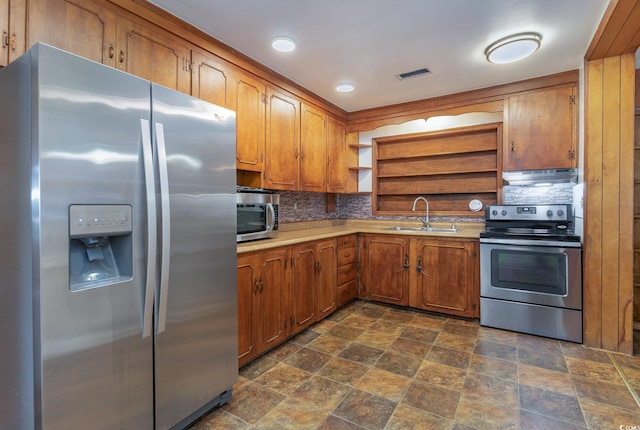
(237, 219, 485, 253)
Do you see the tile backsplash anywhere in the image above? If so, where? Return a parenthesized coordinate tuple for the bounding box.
(502, 183, 575, 205)
(279, 183, 578, 224)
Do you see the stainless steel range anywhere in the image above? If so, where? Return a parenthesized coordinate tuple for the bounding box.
(479, 204, 582, 343)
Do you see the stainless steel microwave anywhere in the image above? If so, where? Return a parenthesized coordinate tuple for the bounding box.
(237, 187, 279, 242)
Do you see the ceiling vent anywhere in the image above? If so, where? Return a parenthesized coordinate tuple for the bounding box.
(395, 68, 431, 81)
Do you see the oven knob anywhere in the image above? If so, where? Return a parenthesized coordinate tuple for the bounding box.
(547, 210, 553, 217)
(501, 210, 507, 216)
(557, 209, 564, 217)
(492, 209, 498, 216)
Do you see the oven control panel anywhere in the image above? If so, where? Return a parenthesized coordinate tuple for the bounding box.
(486, 204, 572, 221)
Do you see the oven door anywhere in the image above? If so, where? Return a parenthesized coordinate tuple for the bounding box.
(480, 240, 582, 310)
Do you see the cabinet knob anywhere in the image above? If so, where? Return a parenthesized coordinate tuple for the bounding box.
(119, 50, 125, 64)
(108, 45, 115, 59)
(2, 32, 8, 48)
(510, 141, 514, 152)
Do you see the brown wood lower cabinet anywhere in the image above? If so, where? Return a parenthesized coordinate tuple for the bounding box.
(336, 234, 357, 307)
(238, 238, 340, 366)
(414, 238, 479, 318)
(291, 238, 338, 334)
(238, 233, 478, 367)
(359, 234, 410, 306)
(237, 247, 292, 367)
(359, 234, 479, 318)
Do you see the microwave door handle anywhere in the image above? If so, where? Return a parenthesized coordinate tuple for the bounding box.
(155, 122, 171, 335)
(140, 119, 156, 339)
(266, 203, 276, 232)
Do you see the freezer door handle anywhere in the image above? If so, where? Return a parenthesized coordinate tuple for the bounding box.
(155, 122, 171, 334)
(140, 119, 156, 338)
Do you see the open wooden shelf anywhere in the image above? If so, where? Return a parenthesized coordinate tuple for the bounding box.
(372, 123, 502, 216)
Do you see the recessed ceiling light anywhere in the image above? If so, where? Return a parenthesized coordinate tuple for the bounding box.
(485, 32, 542, 64)
(336, 83, 354, 93)
(271, 36, 296, 52)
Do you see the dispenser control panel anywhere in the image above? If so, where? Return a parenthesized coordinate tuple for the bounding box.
(69, 205, 132, 237)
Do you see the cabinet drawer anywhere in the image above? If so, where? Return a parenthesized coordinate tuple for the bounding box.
(338, 234, 356, 248)
(338, 246, 356, 266)
(337, 280, 356, 307)
(337, 262, 356, 285)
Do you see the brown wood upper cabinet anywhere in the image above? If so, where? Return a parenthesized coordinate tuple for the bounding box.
(116, 15, 191, 94)
(327, 115, 349, 193)
(25, 0, 191, 94)
(191, 50, 266, 173)
(504, 84, 577, 170)
(1, 0, 25, 66)
(300, 103, 328, 192)
(26, 0, 115, 66)
(264, 86, 301, 191)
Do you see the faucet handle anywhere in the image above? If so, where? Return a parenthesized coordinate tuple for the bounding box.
(451, 218, 458, 229)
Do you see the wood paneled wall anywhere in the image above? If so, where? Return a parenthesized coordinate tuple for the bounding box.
(584, 53, 635, 353)
(582, 0, 640, 354)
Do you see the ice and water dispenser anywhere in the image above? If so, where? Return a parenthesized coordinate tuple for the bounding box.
(69, 205, 133, 291)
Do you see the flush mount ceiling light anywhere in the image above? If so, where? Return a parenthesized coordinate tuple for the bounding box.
(271, 36, 296, 52)
(485, 32, 542, 64)
(336, 83, 354, 93)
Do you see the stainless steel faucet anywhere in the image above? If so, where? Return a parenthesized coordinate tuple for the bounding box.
(412, 197, 429, 228)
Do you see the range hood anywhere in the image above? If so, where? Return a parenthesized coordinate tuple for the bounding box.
(502, 168, 578, 186)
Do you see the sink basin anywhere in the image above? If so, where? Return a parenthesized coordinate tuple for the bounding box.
(384, 226, 460, 233)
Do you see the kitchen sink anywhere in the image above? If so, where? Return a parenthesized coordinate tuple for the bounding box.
(384, 226, 460, 233)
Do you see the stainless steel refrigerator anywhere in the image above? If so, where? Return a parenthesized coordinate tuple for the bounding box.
(0, 43, 238, 430)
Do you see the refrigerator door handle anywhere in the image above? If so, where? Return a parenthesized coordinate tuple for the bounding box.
(155, 122, 171, 334)
(140, 119, 156, 338)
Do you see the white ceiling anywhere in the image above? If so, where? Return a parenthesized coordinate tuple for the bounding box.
(149, 0, 610, 112)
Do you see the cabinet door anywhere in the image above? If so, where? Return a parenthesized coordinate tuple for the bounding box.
(316, 238, 337, 319)
(1, 0, 25, 66)
(190, 50, 230, 107)
(258, 247, 291, 350)
(116, 16, 190, 94)
(237, 253, 260, 366)
(230, 70, 266, 172)
(0, 0, 8, 66)
(291, 243, 316, 333)
(265, 87, 300, 190)
(27, 0, 116, 67)
(300, 103, 327, 192)
(327, 115, 348, 193)
(415, 239, 478, 318)
(360, 235, 409, 306)
(505, 85, 577, 170)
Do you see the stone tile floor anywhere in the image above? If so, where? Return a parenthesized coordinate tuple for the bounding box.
(191, 300, 640, 429)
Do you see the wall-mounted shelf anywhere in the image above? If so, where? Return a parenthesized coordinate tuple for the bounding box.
(372, 122, 502, 215)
